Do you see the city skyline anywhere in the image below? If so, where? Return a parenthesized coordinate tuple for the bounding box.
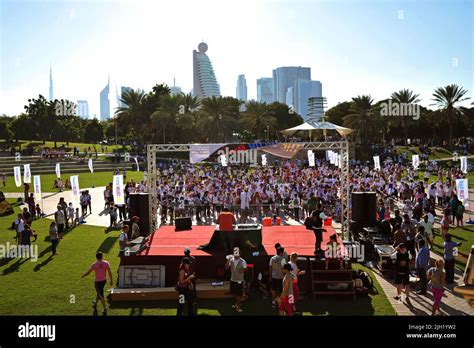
(1, 0, 472, 117)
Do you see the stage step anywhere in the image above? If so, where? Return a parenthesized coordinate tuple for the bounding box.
(110, 279, 232, 302)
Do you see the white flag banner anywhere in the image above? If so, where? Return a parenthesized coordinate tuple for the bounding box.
(113, 174, 125, 205)
(373, 156, 381, 170)
(33, 175, 42, 202)
(261, 154, 267, 166)
(55, 163, 61, 178)
(134, 157, 139, 172)
(338, 153, 342, 167)
(460, 156, 468, 174)
(412, 154, 420, 170)
(329, 151, 335, 165)
(70, 175, 80, 205)
(23, 164, 31, 183)
(334, 153, 339, 167)
(455, 178, 469, 209)
(219, 154, 228, 167)
(88, 158, 94, 173)
(325, 150, 330, 161)
(13, 166, 22, 187)
(308, 150, 315, 167)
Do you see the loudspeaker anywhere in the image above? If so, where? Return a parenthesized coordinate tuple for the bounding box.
(128, 193, 150, 235)
(175, 217, 192, 231)
(351, 192, 377, 227)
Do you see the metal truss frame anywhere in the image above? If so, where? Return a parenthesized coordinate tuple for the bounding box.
(147, 140, 350, 238)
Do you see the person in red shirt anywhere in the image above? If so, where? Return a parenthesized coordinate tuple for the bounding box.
(218, 208, 236, 254)
(82, 252, 113, 315)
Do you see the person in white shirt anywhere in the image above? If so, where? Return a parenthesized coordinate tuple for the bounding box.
(240, 188, 250, 223)
(419, 214, 434, 250)
(14, 213, 25, 244)
(67, 203, 75, 226)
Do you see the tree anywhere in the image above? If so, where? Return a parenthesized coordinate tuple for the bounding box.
(84, 119, 104, 143)
(343, 95, 379, 144)
(239, 100, 277, 140)
(325, 101, 351, 126)
(432, 84, 470, 147)
(196, 96, 239, 142)
(390, 89, 421, 144)
(115, 88, 147, 142)
(267, 102, 303, 135)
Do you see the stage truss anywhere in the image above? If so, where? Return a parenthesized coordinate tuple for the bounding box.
(146, 140, 351, 239)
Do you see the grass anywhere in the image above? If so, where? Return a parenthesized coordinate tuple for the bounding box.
(2, 171, 144, 194)
(394, 146, 472, 161)
(432, 225, 474, 271)
(2, 140, 128, 153)
(0, 199, 395, 316)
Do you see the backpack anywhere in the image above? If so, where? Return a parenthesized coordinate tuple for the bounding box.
(456, 204, 465, 216)
(353, 270, 374, 292)
(304, 216, 313, 230)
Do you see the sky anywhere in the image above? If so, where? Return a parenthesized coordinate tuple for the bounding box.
(0, 0, 472, 118)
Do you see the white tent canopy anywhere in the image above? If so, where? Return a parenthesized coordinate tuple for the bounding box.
(280, 121, 354, 137)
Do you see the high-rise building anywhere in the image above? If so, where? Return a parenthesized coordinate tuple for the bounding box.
(117, 86, 132, 108)
(272, 66, 311, 103)
(236, 74, 247, 101)
(192, 42, 221, 99)
(256, 78, 274, 104)
(76, 100, 89, 119)
(170, 78, 182, 96)
(100, 75, 110, 121)
(49, 66, 54, 101)
(291, 79, 323, 121)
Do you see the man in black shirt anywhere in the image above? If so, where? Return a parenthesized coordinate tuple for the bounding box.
(311, 204, 327, 254)
(391, 243, 412, 306)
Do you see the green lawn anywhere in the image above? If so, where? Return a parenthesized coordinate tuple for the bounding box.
(2, 140, 128, 154)
(2, 170, 144, 194)
(432, 225, 474, 271)
(0, 200, 395, 316)
(394, 146, 472, 161)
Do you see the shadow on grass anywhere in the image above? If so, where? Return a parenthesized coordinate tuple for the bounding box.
(98, 236, 118, 253)
(2, 257, 31, 275)
(34, 255, 54, 272)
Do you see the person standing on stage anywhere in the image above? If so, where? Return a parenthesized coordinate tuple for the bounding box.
(82, 252, 113, 315)
(240, 187, 250, 223)
(226, 247, 247, 313)
(269, 247, 287, 308)
(311, 204, 329, 254)
(217, 207, 237, 254)
(176, 257, 195, 316)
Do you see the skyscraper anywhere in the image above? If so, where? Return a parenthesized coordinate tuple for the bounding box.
(117, 86, 132, 108)
(170, 78, 182, 96)
(272, 66, 311, 103)
(236, 74, 247, 101)
(76, 100, 89, 119)
(100, 76, 110, 121)
(49, 66, 54, 101)
(192, 42, 220, 99)
(292, 79, 323, 121)
(256, 78, 274, 104)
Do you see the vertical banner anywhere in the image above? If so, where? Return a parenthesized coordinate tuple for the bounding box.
(373, 156, 381, 170)
(455, 179, 469, 209)
(308, 150, 315, 167)
(13, 166, 22, 187)
(33, 175, 42, 211)
(70, 175, 80, 205)
(334, 153, 339, 167)
(329, 151, 335, 165)
(261, 154, 267, 166)
(134, 157, 139, 172)
(55, 163, 61, 178)
(412, 154, 420, 170)
(88, 158, 94, 173)
(219, 154, 228, 167)
(460, 156, 468, 174)
(23, 164, 31, 183)
(113, 174, 125, 205)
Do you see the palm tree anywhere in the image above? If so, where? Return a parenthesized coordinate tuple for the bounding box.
(391, 89, 420, 145)
(343, 95, 377, 144)
(432, 84, 470, 147)
(239, 100, 276, 140)
(150, 94, 181, 143)
(196, 96, 237, 142)
(115, 89, 147, 141)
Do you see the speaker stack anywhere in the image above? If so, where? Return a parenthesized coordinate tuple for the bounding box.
(351, 192, 377, 237)
(128, 193, 150, 235)
(175, 217, 192, 231)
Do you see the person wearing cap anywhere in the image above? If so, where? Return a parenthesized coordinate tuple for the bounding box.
(225, 247, 247, 313)
(131, 216, 140, 240)
(274, 243, 288, 262)
(176, 257, 195, 316)
(391, 243, 412, 306)
(279, 263, 295, 316)
(269, 246, 287, 307)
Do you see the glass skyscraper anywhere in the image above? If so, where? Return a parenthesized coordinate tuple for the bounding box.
(117, 86, 132, 108)
(100, 76, 110, 121)
(272, 66, 311, 103)
(256, 78, 274, 104)
(236, 74, 247, 101)
(193, 42, 221, 99)
(292, 79, 323, 121)
(76, 100, 89, 119)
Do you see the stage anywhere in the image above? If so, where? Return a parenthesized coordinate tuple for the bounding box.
(120, 224, 340, 287)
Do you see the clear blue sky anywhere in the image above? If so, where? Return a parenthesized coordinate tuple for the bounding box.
(1, 0, 472, 117)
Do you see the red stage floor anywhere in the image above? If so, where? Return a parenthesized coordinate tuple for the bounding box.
(139, 225, 339, 257)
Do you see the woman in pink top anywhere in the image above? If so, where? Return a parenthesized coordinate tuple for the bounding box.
(82, 252, 113, 315)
